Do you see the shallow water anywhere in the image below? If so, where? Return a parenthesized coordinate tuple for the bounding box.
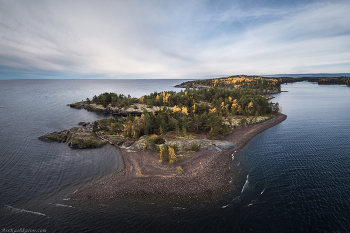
(1, 80, 349, 232)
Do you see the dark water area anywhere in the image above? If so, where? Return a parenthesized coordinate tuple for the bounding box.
(1, 80, 349, 232)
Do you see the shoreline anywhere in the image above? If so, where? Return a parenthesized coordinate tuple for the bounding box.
(69, 113, 287, 200)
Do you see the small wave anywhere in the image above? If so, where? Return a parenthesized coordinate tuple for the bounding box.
(232, 155, 235, 160)
(173, 207, 186, 210)
(241, 175, 250, 193)
(248, 203, 253, 207)
(237, 162, 240, 166)
(5, 205, 46, 216)
(62, 198, 70, 201)
(261, 188, 266, 195)
(73, 189, 79, 193)
(222, 196, 241, 208)
(55, 204, 73, 208)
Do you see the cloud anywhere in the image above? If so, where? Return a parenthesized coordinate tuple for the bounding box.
(0, 0, 349, 79)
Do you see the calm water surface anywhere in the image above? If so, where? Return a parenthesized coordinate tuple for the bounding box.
(0, 80, 349, 232)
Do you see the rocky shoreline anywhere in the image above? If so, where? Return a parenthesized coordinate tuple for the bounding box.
(70, 101, 166, 116)
(68, 113, 287, 200)
(39, 122, 107, 149)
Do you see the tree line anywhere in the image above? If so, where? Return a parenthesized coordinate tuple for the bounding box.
(91, 86, 279, 139)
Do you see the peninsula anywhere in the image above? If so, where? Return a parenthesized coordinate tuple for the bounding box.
(40, 75, 294, 199)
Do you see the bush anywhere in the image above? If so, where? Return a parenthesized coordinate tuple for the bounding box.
(177, 166, 183, 173)
(190, 142, 200, 152)
(93, 121, 98, 132)
(160, 145, 169, 162)
(146, 137, 156, 150)
(172, 144, 179, 153)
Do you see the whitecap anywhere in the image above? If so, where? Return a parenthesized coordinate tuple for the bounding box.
(55, 204, 73, 208)
(5, 205, 46, 216)
(173, 207, 186, 210)
(222, 204, 229, 209)
(241, 175, 250, 193)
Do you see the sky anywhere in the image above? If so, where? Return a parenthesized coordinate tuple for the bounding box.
(0, 0, 349, 79)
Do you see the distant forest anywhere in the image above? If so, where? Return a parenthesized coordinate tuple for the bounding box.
(306, 77, 350, 86)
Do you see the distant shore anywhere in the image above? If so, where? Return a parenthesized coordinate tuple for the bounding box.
(69, 113, 287, 200)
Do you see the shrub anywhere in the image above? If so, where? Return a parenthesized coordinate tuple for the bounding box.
(190, 142, 200, 152)
(93, 121, 98, 132)
(160, 145, 169, 162)
(146, 137, 156, 150)
(177, 166, 183, 173)
(172, 144, 179, 153)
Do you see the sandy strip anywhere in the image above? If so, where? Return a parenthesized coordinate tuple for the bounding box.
(70, 114, 286, 200)
(224, 113, 287, 149)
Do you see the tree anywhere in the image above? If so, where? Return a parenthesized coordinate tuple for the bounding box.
(248, 101, 254, 115)
(169, 147, 177, 163)
(124, 120, 133, 138)
(101, 95, 107, 107)
(93, 121, 98, 132)
(111, 96, 116, 107)
(160, 145, 169, 162)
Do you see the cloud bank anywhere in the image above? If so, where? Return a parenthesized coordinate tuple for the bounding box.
(0, 0, 349, 79)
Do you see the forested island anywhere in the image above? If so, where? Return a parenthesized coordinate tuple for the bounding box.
(40, 75, 293, 199)
(305, 76, 350, 85)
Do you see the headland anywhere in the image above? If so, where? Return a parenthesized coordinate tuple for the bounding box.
(69, 113, 286, 200)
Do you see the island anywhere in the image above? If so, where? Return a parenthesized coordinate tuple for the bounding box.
(39, 75, 294, 199)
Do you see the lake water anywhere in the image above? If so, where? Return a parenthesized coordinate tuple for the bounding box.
(0, 80, 349, 232)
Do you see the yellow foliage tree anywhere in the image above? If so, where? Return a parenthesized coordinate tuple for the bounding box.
(248, 101, 254, 108)
(124, 120, 133, 138)
(209, 107, 217, 113)
(159, 146, 164, 161)
(181, 107, 188, 115)
(232, 99, 238, 108)
(169, 147, 177, 163)
(248, 101, 254, 114)
(163, 93, 171, 104)
(173, 105, 181, 113)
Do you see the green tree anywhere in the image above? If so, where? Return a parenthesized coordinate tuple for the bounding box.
(160, 145, 170, 162)
(93, 121, 98, 132)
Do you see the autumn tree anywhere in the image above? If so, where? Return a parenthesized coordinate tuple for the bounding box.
(169, 146, 177, 163)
